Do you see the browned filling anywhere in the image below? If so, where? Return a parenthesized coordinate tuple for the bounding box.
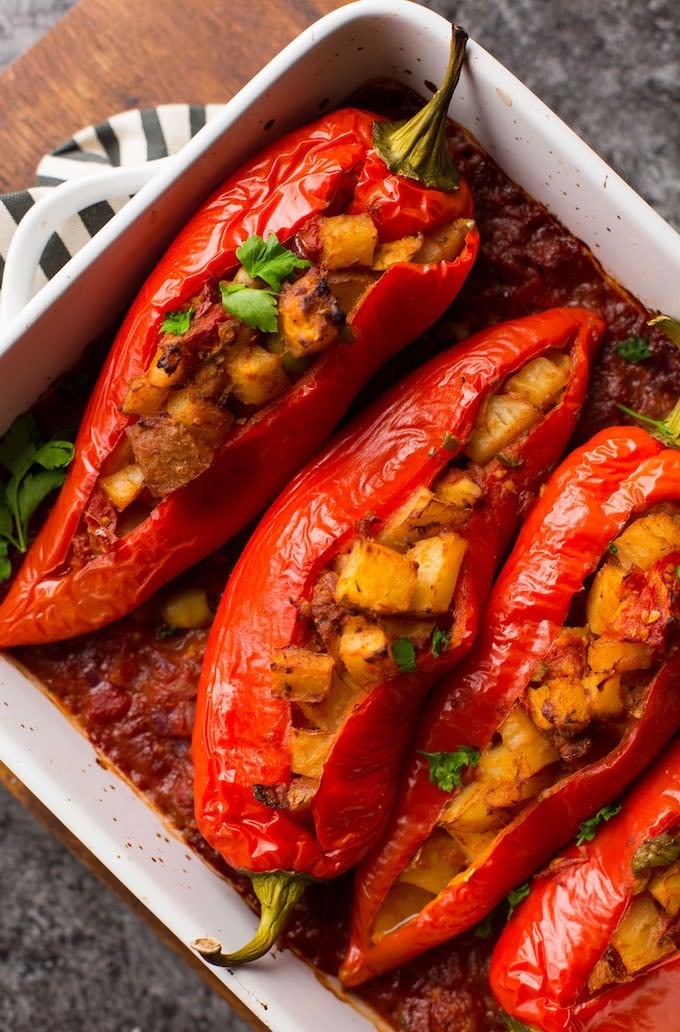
(266, 348, 574, 812)
(371, 504, 680, 941)
(70, 213, 474, 566)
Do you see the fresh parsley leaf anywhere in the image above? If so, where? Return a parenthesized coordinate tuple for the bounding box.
(419, 745, 480, 792)
(617, 334, 651, 363)
(0, 413, 74, 572)
(391, 636, 417, 673)
(431, 627, 450, 658)
(576, 803, 622, 846)
(473, 911, 495, 939)
(161, 307, 194, 335)
(236, 232, 310, 291)
(220, 282, 279, 333)
(506, 882, 531, 918)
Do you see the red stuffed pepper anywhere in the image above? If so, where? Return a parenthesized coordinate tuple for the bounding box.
(0, 28, 478, 646)
(490, 732, 680, 1031)
(190, 305, 603, 966)
(340, 425, 680, 986)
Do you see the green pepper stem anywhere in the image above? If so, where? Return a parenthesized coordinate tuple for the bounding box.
(372, 24, 468, 190)
(191, 871, 308, 966)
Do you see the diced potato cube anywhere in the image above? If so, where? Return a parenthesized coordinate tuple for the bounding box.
(526, 677, 591, 733)
(613, 511, 680, 572)
(323, 269, 376, 316)
(278, 268, 344, 358)
(226, 344, 290, 406)
(337, 615, 397, 687)
(318, 213, 378, 269)
(610, 893, 674, 976)
(587, 638, 654, 674)
(648, 861, 680, 916)
(145, 345, 186, 387)
(445, 826, 498, 865)
(407, 532, 467, 615)
(270, 645, 335, 702)
(372, 882, 436, 943)
(121, 376, 169, 416)
(398, 828, 466, 894)
(380, 617, 436, 650)
(289, 727, 335, 779)
(287, 776, 318, 811)
(583, 672, 626, 721)
(297, 673, 362, 732)
(586, 564, 626, 636)
(100, 462, 146, 512)
(166, 388, 234, 447)
(440, 781, 502, 834)
(334, 538, 418, 614)
(160, 586, 213, 629)
(433, 472, 483, 509)
(503, 352, 572, 409)
(372, 234, 424, 271)
(497, 704, 560, 779)
(377, 485, 465, 550)
(463, 393, 540, 465)
(414, 218, 474, 264)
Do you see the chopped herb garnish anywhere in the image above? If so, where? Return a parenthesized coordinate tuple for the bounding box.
(473, 911, 494, 939)
(576, 803, 622, 846)
(506, 882, 531, 918)
(419, 745, 480, 792)
(219, 232, 311, 332)
(161, 306, 194, 335)
(608, 541, 618, 554)
(0, 413, 74, 580)
(220, 282, 279, 333)
(617, 333, 651, 363)
(431, 627, 450, 658)
(236, 232, 310, 291)
(391, 636, 417, 673)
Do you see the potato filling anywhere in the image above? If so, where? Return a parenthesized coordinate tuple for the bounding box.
(588, 831, 680, 993)
(78, 214, 474, 561)
(267, 347, 574, 811)
(371, 504, 680, 942)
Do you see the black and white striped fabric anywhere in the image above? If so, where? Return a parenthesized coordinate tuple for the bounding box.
(0, 103, 224, 300)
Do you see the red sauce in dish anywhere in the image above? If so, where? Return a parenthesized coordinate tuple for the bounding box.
(10, 83, 680, 1031)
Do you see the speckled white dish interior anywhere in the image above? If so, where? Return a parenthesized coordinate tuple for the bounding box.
(1, 2, 680, 1029)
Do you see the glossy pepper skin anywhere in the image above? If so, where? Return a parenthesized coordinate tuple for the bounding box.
(490, 731, 680, 1032)
(0, 103, 477, 647)
(191, 307, 603, 957)
(340, 430, 680, 987)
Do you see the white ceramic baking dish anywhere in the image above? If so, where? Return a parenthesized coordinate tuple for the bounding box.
(1, 2, 680, 1030)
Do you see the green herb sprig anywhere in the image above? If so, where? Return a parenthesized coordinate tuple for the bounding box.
(576, 803, 621, 846)
(0, 414, 74, 581)
(419, 744, 481, 792)
(220, 233, 311, 333)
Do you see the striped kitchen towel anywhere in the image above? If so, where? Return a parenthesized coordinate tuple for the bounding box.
(0, 103, 223, 299)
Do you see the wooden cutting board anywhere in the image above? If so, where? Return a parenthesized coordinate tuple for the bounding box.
(0, 0, 349, 192)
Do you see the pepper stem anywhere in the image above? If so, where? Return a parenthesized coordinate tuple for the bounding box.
(191, 871, 308, 966)
(372, 24, 468, 190)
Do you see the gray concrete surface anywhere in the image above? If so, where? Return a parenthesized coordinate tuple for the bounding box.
(1, 2, 679, 1031)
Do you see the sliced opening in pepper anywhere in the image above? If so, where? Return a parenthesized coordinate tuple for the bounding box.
(586, 827, 680, 993)
(371, 504, 680, 941)
(70, 215, 473, 567)
(268, 346, 574, 811)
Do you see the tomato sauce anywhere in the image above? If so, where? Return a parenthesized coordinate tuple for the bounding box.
(10, 82, 680, 1031)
